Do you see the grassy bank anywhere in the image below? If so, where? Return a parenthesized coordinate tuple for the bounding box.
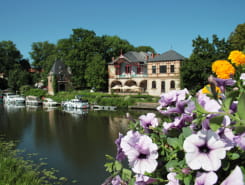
(22, 88, 159, 109)
(0, 137, 70, 185)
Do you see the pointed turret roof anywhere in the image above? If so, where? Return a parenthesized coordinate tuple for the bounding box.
(49, 60, 70, 75)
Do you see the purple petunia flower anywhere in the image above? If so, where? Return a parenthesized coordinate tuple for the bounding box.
(194, 171, 218, 185)
(183, 129, 230, 171)
(135, 174, 156, 185)
(139, 113, 159, 131)
(158, 88, 189, 107)
(115, 133, 126, 161)
(213, 77, 236, 93)
(111, 175, 124, 185)
(197, 93, 221, 112)
(163, 114, 193, 132)
(221, 166, 244, 185)
(120, 130, 158, 174)
(234, 132, 245, 150)
(166, 172, 180, 185)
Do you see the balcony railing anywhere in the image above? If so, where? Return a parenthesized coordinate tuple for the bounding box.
(116, 74, 148, 78)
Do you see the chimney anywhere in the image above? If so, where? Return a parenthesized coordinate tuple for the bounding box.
(151, 53, 154, 58)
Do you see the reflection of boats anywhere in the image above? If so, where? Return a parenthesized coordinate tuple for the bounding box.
(61, 98, 89, 109)
(42, 98, 60, 107)
(25, 96, 42, 106)
(63, 107, 89, 116)
(92, 105, 117, 111)
(3, 103, 25, 112)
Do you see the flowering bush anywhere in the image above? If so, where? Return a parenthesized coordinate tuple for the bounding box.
(103, 50, 245, 185)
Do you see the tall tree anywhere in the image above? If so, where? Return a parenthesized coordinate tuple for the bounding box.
(85, 54, 107, 90)
(0, 41, 23, 76)
(29, 41, 56, 71)
(180, 35, 230, 92)
(228, 23, 245, 51)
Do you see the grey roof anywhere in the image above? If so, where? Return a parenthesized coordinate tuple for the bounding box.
(148, 50, 185, 62)
(124, 51, 148, 63)
(49, 60, 70, 75)
(109, 51, 149, 64)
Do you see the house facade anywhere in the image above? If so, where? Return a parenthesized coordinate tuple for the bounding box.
(108, 50, 185, 96)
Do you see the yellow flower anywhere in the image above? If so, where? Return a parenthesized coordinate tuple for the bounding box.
(228, 50, 245, 66)
(201, 84, 221, 95)
(212, 60, 235, 79)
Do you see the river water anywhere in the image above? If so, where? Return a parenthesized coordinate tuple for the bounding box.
(0, 104, 155, 185)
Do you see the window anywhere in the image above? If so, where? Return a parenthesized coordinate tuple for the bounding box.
(152, 66, 156, 74)
(160, 65, 167, 73)
(161, 81, 165, 92)
(170, 65, 175, 73)
(152, 81, 156, 88)
(170, 81, 175, 89)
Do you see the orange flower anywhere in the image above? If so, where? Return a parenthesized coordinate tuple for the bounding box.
(228, 50, 245, 66)
(201, 84, 221, 95)
(212, 60, 235, 79)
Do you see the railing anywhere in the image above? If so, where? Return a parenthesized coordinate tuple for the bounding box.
(116, 74, 148, 78)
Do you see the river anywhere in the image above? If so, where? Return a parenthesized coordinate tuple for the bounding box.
(0, 104, 155, 185)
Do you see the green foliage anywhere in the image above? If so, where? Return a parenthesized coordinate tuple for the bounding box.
(8, 68, 31, 91)
(85, 54, 107, 90)
(22, 88, 46, 97)
(180, 35, 231, 92)
(20, 85, 32, 94)
(228, 23, 245, 51)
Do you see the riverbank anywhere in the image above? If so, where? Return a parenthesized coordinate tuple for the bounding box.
(0, 137, 69, 185)
(21, 88, 159, 109)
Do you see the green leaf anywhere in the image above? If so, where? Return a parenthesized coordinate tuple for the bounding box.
(237, 92, 245, 122)
(184, 175, 192, 185)
(167, 137, 180, 149)
(114, 161, 122, 171)
(165, 160, 178, 170)
(121, 168, 132, 181)
(210, 122, 220, 131)
(182, 127, 192, 138)
(194, 99, 209, 114)
(104, 162, 113, 173)
(230, 153, 240, 160)
(209, 116, 223, 131)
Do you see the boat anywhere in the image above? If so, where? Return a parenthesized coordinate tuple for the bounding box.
(42, 98, 60, 107)
(25, 96, 42, 106)
(61, 98, 89, 109)
(3, 93, 25, 105)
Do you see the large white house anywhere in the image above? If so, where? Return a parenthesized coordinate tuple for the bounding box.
(108, 50, 185, 96)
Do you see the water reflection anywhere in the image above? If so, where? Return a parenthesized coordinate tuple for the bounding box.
(0, 105, 156, 184)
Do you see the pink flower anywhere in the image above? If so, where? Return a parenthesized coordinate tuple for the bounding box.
(194, 171, 218, 185)
(183, 129, 230, 171)
(139, 113, 159, 130)
(120, 131, 158, 174)
(221, 166, 244, 185)
(166, 172, 180, 185)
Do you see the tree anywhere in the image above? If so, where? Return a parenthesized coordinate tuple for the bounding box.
(181, 35, 231, 92)
(228, 23, 245, 51)
(8, 67, 31, 91)
(85, 54, 107, 90)
(0, 41, 23, 76)
(134, 46, 155, 53)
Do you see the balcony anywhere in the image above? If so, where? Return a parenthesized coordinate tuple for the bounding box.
(116, 74, 148, 79)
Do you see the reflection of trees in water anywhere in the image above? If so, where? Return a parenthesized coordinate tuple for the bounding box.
(0, 105, 32, 141)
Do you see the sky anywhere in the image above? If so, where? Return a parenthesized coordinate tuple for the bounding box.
(0, 0, 244, 62)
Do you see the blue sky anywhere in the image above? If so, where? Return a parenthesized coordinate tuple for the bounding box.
(0, 0, 244, 61)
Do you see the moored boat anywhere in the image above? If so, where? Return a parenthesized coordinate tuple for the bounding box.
(25, 96, 42, 106)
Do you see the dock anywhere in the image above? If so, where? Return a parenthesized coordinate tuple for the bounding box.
(128, 102, 159, 110)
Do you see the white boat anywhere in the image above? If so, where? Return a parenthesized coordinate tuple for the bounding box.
(3, 93, 25, 105)
(61, 98, 89, 109)
(42, 98, 59, 107)
(25, 96, 42, 106)
(92, 105, 117, 111)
